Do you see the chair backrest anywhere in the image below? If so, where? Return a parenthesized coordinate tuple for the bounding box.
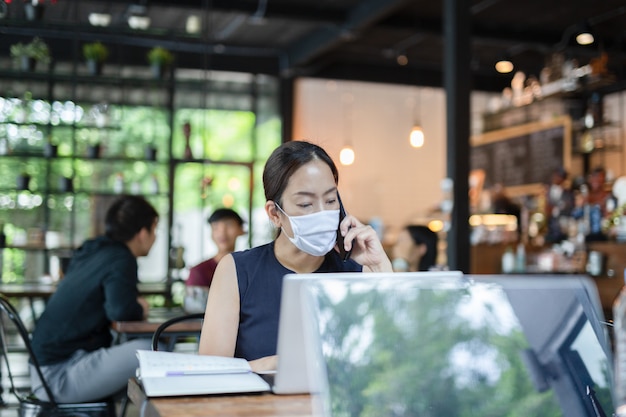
(151, 313, 204, 351)
(0, 294, 56, 404)
(0, 294, 116, 417)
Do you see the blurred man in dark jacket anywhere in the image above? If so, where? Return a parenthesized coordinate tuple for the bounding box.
(30, 195, 159, 403)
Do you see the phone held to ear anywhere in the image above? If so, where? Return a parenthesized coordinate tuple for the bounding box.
(336, 193, 352, 262)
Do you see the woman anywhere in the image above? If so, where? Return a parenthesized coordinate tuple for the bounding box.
(391, 225, 438, 272)
(198, 141, 392, 372)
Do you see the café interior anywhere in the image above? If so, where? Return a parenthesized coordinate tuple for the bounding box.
(1, 0, 626, 414)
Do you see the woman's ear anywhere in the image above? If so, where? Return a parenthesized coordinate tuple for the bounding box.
(265, 201, 281, 227)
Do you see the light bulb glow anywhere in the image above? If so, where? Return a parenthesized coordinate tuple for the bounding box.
(339, 146, 355, 165)
(576, 32, 594, 45)
(88, 13, 111, 27)
(128, 15, 151, 30)
(222, 194, 235, 207)
(227, 177, 241, 191)
(495, 59, 513, 73)
(409, 126, 424, 148)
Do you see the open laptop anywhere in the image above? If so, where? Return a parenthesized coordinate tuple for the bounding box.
(271, 271, 463, 394)
(299, 273, 615, 417)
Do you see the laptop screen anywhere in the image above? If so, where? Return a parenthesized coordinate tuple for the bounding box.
(301, 273, 615, 417)
(273, 271, 462, 395)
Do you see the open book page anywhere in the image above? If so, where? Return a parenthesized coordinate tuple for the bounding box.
(136, 350, 271, 397)
(137, 350, 252, 378)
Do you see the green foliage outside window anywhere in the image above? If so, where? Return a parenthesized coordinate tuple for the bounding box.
(0, 86, 282, 282)
(172, 109, 255, 161)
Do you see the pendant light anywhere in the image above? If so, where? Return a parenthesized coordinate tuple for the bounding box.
(495, 53, 514, 74)
(339, 146, 355, 166)
(575, 21, 594, 46)
(409, 89, 424, 148)
(339, 89, 355, 166)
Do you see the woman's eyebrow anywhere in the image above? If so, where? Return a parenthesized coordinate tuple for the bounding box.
(293, 187, 337, 198)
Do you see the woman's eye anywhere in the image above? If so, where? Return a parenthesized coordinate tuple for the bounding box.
(297, 203, 312, 208)
(326, 199, 337, 205)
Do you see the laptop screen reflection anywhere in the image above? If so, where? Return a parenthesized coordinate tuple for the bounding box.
(302, 274, 614, 417)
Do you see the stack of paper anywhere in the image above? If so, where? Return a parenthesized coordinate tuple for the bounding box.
(136, 350, 271, 397)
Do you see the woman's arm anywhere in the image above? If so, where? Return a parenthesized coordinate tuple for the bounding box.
(339, 214, 392, 273)
(198, 254, 240, 356)
(249, 355, 278, 373)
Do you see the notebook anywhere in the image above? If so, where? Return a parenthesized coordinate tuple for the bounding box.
(137, 350, 270, 397)
(271, 271, 463, 395)
(299, 273, 615, 417)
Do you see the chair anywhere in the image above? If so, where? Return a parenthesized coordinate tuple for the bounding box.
(151, 313, 204, 351)
(0, 294, 116, 417)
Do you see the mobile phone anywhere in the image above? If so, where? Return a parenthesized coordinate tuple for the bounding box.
(336, 192, 352, 262)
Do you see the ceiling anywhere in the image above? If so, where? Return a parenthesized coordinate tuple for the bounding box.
(1, 0, 626, 93)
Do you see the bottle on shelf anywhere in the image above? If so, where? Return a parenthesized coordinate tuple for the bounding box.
(501, 247, 515, 274)
(183, 121, 193, 159)
(149, 174, 159, 194)
(113, 173, 124, 194)
(515, 242, 526, 273)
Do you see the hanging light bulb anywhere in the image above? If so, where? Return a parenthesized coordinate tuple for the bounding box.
(339, 87, 356, 166)
(409, 126, 424, 148)
(576, 31, 594, 46)
(575, 21, 594, 45)
(339, 146, 355, 165)
(409, 89, 425, 148)
(495, 55, 514, 73)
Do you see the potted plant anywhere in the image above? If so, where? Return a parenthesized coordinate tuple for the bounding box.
(147, 46, 174, 79)
(10, 37, 51, 72)
(82, 41, 109, 75)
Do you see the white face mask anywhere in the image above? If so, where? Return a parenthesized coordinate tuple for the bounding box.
(276, 204, 340, 256)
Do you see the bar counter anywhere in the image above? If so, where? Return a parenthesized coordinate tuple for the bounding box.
(471, 241, 626, 319)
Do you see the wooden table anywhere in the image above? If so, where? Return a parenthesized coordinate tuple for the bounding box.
(137, 282, 171, 297)
(127, 378, 315, 417)
(0, 282, 57, 298)
(0, 281, 170, 322)
(111, 308, 203, 349)
(0, 283, 57, 323)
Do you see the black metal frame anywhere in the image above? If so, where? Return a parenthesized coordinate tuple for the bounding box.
(0, 294, 116, 417)
(151, 313, 204, 351)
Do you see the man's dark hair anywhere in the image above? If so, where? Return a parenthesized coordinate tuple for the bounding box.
(208, 208, 244, 226)
(105, 195, 158, 242)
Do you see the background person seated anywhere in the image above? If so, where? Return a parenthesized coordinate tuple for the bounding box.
(184, 208, 245, 312)
(29, 195, 159, 403)
(391, 225, 439, 272)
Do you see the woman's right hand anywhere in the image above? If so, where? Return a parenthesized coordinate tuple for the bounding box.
(339, 214, 392, 272)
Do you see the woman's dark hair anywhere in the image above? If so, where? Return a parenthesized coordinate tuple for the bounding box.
(263, 141, 339, 205)
(406, 225, 438, 271)
(105, 195, 159, 242)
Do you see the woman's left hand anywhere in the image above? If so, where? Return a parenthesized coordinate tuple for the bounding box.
(249, 355, 278, 373)
(338, 214, 392, 272)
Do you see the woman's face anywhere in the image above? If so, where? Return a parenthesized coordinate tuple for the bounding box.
(278, 159, 339, 217)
